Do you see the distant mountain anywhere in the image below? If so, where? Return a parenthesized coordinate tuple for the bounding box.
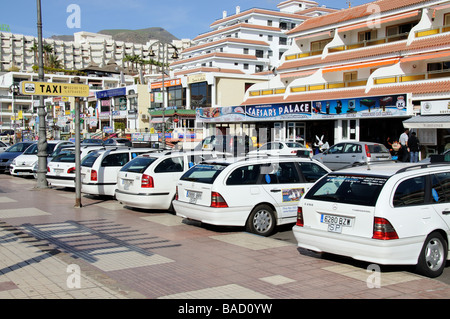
(51, 27, 179, 44)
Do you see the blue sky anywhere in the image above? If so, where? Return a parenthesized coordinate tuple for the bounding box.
(1, 0, 369, 40)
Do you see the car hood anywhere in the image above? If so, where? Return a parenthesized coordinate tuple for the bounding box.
(13, 154, 38, 165)
(0, 152, 23, 160)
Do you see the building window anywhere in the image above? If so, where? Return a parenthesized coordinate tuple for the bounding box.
(268, 20, 273, 26)
(244, 63, 249, 70)
(311, 39, 331, 52)
(243, 48, 249, 54)
(427, 61, 450, 73)
(168, 85, 186, 108)
(255, 50, 264, 58)
(279, 37, 287, 45)
(386, 22, 416, 38)
(268, 35, 273, 42)
(344, 71, 357, 82)
(190, 82, 211, 109)
(358, 29, 377, 42)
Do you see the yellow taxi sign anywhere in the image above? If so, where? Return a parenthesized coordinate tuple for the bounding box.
(20, 81, 89, 97)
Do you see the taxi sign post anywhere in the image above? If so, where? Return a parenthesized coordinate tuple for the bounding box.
(20, 80, 88, 207)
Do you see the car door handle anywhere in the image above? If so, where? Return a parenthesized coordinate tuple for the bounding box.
(270, 189, 281, 193)
(442, 210, 450, 215)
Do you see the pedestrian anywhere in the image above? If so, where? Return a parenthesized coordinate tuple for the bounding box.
(409, 132, 420, 163)
(399, 128, 410, 162)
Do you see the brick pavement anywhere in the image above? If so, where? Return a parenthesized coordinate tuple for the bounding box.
(1, 173, 450, 300)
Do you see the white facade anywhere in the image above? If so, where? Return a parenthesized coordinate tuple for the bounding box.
(0, 31, 192, 77)
(171, 1, 337, 75)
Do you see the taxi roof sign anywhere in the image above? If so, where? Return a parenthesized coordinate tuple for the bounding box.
(20, 81, 89, 97)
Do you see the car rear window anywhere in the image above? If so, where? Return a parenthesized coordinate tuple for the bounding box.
(81, 152, 101, 168)
(180, 163, 228, 184)
(121, 157, 156, 174)
(51, 153, 75, 163)
(368, 144, 389, 153)
(305, 174, 387, 206)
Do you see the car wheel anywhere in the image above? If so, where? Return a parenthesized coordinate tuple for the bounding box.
(416, 232, 447, 278)
(246, 204, 276, 237)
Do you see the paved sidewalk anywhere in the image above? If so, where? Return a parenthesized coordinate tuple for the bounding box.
(1, 173, 450, 300)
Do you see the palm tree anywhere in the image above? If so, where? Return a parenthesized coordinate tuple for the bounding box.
(47, 54, 62, 69)
(29, 42, 39, 65)
(43, 44, 54, 67)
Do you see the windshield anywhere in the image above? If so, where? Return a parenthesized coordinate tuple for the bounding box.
(180, 163, 228, 184)
(305, 174, 387, 206)
(24, 143, 57, 155)
(7, 143, 33, 153)
(120, 157, 157, 174)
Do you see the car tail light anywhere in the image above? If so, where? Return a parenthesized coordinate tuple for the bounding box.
(296, 207, 304, 227)
(175, 186, 178, 200)
(67, 167, 76, 174)
(47, 166, 50, 172)
(211, 192, 228, 208)
(90, 169, 97, 181)
(365, 144, 371, 158)
(373, 217, 399, 240)
(141, 174, 154, 188)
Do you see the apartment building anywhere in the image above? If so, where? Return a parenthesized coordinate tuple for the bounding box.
(149, 0, 336, 136)
(197, 0, 450, 155)
(0, 31, 191, 77)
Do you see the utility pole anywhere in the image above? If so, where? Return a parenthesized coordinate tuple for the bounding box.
(74, 77, 82, 208)
(36, 0, 48, 189)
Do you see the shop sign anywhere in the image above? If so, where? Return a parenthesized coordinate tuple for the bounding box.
(20, 81, 89, 97)
(150, 79, 181, 89)
(187, 73, 206, 84)
(312, 95, 407, 119)
(197, 102, 311, 123)
(95, 87, 126, 99)
(421, 100, 450, 115)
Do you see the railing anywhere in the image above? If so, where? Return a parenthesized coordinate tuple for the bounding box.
(373, 70, 450, 85)
(415, 24, 450, 38)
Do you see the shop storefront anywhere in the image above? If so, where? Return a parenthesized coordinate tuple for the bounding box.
(404, 99, 450, 157)
(197, 93, 411, 149)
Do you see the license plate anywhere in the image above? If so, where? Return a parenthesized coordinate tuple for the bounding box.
(187, 190, 202, 204)
(321, 214, 353, 234)
(122, 179, 132, 190)
(54, 169, 63, 175)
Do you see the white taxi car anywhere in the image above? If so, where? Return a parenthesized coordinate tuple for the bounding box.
(116, 150, 229, 211)
(173, 156, 330, 236)
(293, 162, 450, 278)
(80, 147, 157, 197)
(247, 141, 313, 158)
(10, 140, 73, 177)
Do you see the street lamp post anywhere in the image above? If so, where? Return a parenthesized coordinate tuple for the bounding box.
(9, 84, 19, 144)
(36, 0, 48, 189)
(148, 42, 179, 148)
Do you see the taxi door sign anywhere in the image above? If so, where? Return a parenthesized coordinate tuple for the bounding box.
(20, 81, 89, 97)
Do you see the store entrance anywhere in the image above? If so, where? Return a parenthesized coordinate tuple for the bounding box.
(360, 118, 406, 145)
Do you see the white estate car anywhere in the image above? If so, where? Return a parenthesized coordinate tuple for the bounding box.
(248, 141, 313, 158)
(10, 140, 74, 177)
(80, 147, 157, 197)
(116, 151, 229, 211)
(173, 156, 330, 236)
(293, 162, 450, 278)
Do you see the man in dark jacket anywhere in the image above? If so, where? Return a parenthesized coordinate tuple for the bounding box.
(408, 132, 420, 163)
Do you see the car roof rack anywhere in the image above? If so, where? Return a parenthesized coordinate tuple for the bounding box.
(395, 162, 450, 174)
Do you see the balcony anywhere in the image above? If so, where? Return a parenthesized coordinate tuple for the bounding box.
(373, 69, 450, 85)
(415, 24, 450, 38)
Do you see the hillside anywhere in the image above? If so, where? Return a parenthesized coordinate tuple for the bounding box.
(51, 27, 178, 44)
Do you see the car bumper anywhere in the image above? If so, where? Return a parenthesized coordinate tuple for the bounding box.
(115, 189, 171, 210)
(173, 200, 249, 227)
(292, 225, 424, 265)
(10, 166, 34, 176)
(47, 175, 75, 188)
(81, 182, 116, 197)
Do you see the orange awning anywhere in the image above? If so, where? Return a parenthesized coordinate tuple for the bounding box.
(401, 49, 450, 63)
(322, 58, 400, 73)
